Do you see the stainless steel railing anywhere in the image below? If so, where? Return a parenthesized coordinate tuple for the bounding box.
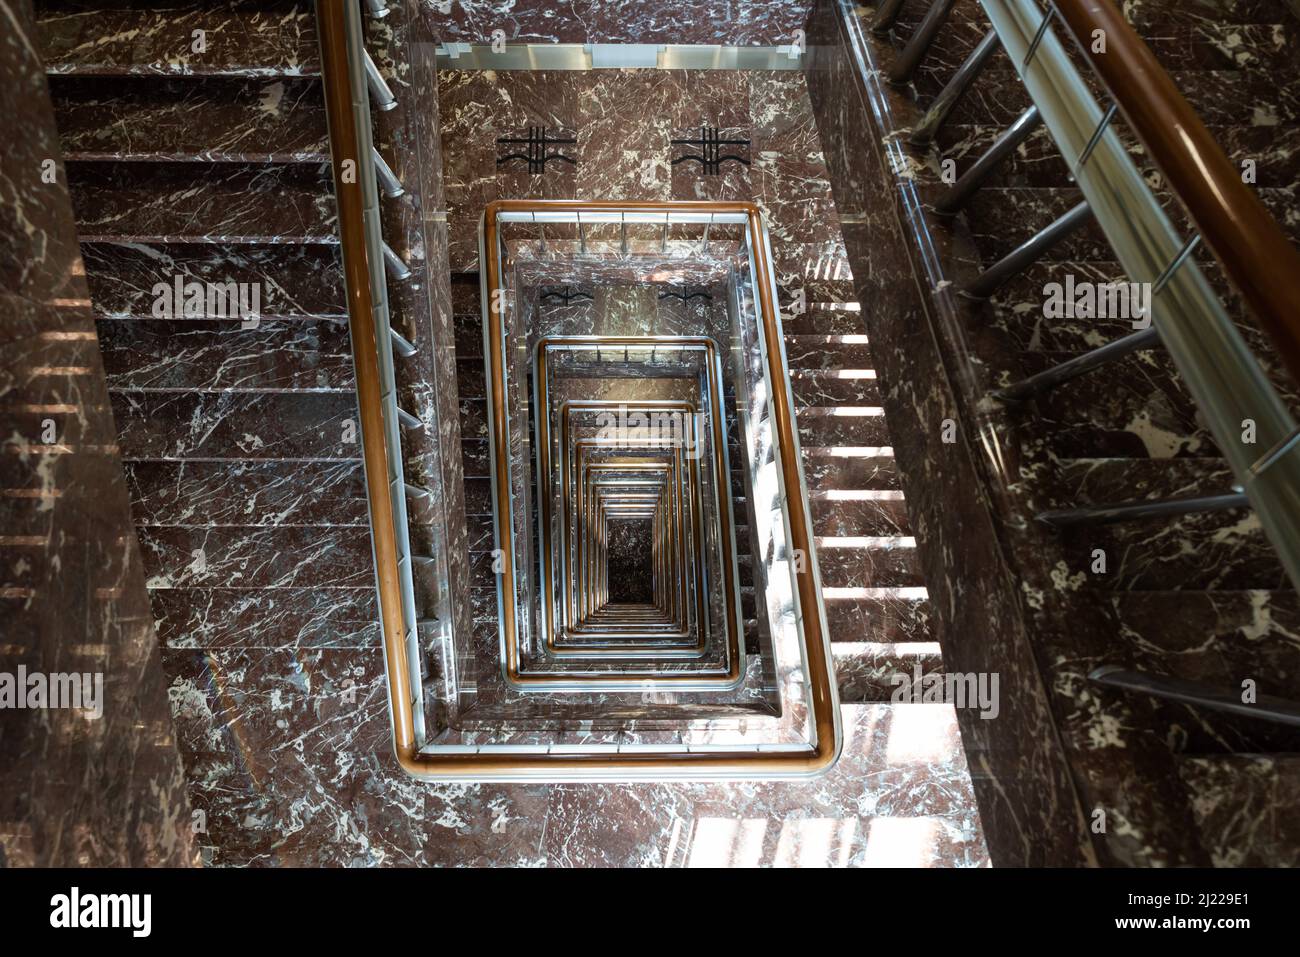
(871, 0, 1300, 594)
(860, 0, 1300, 722)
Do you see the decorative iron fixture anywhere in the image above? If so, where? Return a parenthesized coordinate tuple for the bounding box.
(671, 126, 751, 175)
(539, 286, 595, 304)
(658, 288, 714, 303)
(496, 126, 577, 174)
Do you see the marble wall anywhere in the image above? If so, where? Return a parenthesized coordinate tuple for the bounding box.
(437, 68, 847, 280)
(0, 0, 194, 867)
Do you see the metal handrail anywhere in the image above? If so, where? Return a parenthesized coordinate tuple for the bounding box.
(975, 0, 1300, 593)
(1050, 0, 1300, 387)
(317, 0, 425, 745)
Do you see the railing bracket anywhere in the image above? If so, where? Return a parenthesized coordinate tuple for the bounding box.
(382, 241, 413, 281)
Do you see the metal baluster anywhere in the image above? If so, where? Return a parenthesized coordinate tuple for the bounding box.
(871, 0, 911, 35)
(964, 201, 1093, 298)
(1250, 424, 1300, 477)
(1075, 103, 1118, 171)
(911, 29, 1002, 145)
(935, 106, 1042, 214)
(1037, 492, 1250, 527)
(889, 0, 959, 85)
(996, 232, 1204, 400)
(372, 147, 405, 198)
(1090, 666, 1300, 727)
(389, 327, 417, 357)
(1152, 233, 1202, 295)
(363, 0, 389, 18)
(382, 241, 412, 280)
(996, 326, 1157, 402)
(364, 50, 398, 111)
(1022, 5, 1057, 67)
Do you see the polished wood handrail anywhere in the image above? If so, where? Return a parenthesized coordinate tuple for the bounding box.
(316, 1, 416, 758)
(1052, 0, 1300, 386)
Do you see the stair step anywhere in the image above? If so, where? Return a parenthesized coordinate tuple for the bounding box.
(783, 333, 874, 369)
(0, 542, 44, 590)
(461, 476, 491, 516)
(461, 438, 489, 477)
(465, 514, 493, 551)
(450, 273, 482, 312)
(1030, 351, 1219, 459)
(458, 397, 487, 441)
(1177, 753, 1300, 867)
(1172, 68, 1300, 133)
(985, 265, 1300, 416)
(1061, 509, 1282, 591)
(811, 492, 912, 537)
(1107, 591, 1299, 700)
(815, 535, 924, 589)
(987, 260, 1233, 353)
(455, 358, 486, 400)
(803, 446, 900, 490)
(791, 368, 883, 408)
(1121, 1, 1293, 29)
(833, 641, 944, 703)
(112, 392, 362, 461)
(67, 161, 337, 244)
(50, 75, 329, 162)
(151, 586, 380, 648)
(82, 243, 347, 321)
(822, 587, 933, 643)
(138, 525, 373, 589)
(934, 123, 1073, 191)
(38, 0, 320, 77)
(453, 314, 482, 357)
(797, 406, 892, 446)
(1055, 457, 1238, 506)
(777, 278, 858, 305)
(98, 319, 355, 392)
(123, 460, 367, 526)
(779, 305, 865, 335)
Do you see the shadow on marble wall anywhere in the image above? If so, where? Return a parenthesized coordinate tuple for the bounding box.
(0, 0, 194, 868)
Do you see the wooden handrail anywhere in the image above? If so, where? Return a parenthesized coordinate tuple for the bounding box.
(317, 0, 417, 757)
(1052, 0, 1300, 386)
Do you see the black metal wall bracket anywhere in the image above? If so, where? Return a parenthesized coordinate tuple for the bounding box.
(671, 125, 751, 176)
(658, 288, 714, 303)
(497, 126, 577, 174)
(539, 286, 595, 305)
